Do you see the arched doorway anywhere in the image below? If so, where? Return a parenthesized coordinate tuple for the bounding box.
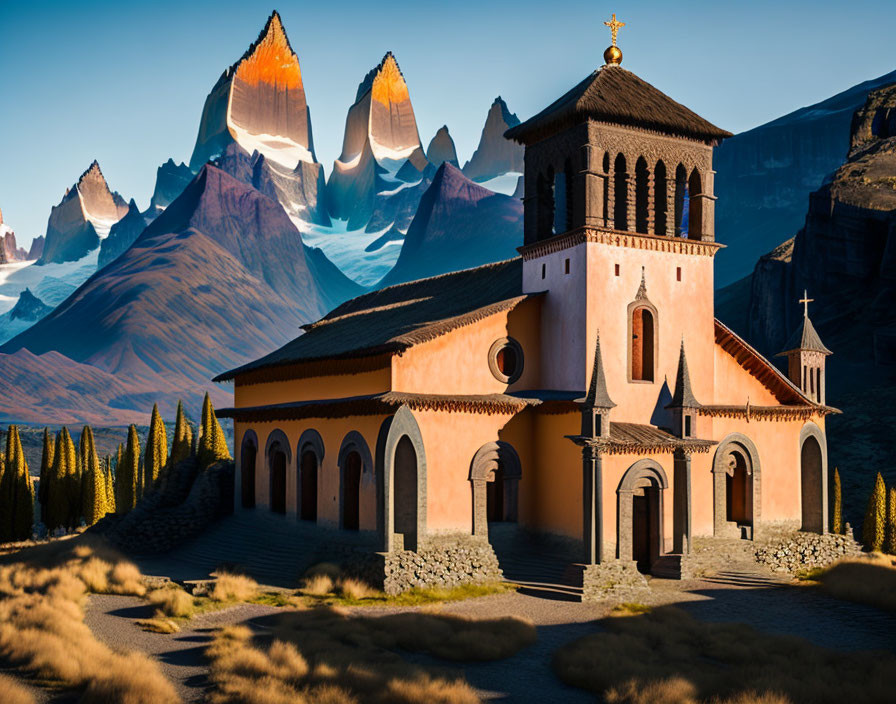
(240, 432, 257, 509)
(617, 460, 667, 573)
(712, 434, 760, 539)
(342, 451, 362, 530)
(299, 450, 318, 521)
(801, 435, 824, 533)
(393, 436, 418, 551)
(269, 443, 287, 514)
(470, 442, 522, 538)
(726, 450, 752, 526)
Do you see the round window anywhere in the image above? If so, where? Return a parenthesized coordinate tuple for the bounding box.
(488, 337, 524, 384)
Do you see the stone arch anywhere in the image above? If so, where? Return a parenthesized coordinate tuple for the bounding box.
(800, 422, 828, 534)
(687, 169, 704, 240)
(613, 153, 628, 231)
(239, 430, 258, 509)
(338, 431, 373, 531)
(617, 459, 668, 569)
(382, 406, 428, 552)
(674, 163, 688, 236)
(635, 156, 650, 234)
(297, 429, 324, 522)
(653, 160, 667, 236)
(469, 441, 523, 539)
(712, 433, 761, 538)
(265, 429, 290, 515)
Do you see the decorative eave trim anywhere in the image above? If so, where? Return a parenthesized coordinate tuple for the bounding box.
(566, 434, 716, 456)
(221, 354, 394, 387)
(696, 404, 839, 421)
(217, 392, 536, 422)
(519, 226, 723, 261)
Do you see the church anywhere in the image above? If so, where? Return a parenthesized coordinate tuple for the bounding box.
(215, 19, 835, 594)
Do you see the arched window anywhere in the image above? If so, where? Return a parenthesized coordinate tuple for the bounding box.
(653, 161, 667, 236)
(687, 169, 703, 239)
(635, 157, 649, 234)
(613, 154, 628, 231)
(630, 306, 656, 382)
(674, 164, 688, 237)
(553, 169, 566, 234)
(602, 152, 611, 226)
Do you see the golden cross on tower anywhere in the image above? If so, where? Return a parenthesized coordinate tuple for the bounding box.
(799, 289, 814, 317)
(604, 13, 625, 47)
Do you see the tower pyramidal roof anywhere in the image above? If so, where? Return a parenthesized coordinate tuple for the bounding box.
(667, 339, 701, 409)
(580, 331, 616, 409)
(777, 291, 832, 356)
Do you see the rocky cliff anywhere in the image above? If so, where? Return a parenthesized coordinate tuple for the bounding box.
(720, 82, 896, 376)
(188, 11, 328, 225)
(327, 52, 429, 229)
(8, 288, 52, 322)
(37, 161, 129, 265)
(97, 199, 150, 269)
(714, 68, 896, 287)
(426, 126, 459, 168)
(0, 209, 29, 264)
(379, 163, 523, 287)
(0, 165, 359, 424)
(462, 97, 524, 184)
(26, 236, 44, 261)
(149, 159, 195, 216)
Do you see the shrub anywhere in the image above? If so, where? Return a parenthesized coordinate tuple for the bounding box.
(136, 618, 181, 634)
(815, 552, 896, 612)
(148, 587, 194, 617)
(303, 574, 335, 596)
(0, 674, 36, 704)
(211, 572, 258, 602)
(338, 578, 378, 600)
(553, 605, 896, 703)
(862, 472, 886, 551)
(831, 467, 843, 535)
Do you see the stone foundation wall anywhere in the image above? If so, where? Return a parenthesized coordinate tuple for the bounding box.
(381, 535, 503, 595)
(581, 560, 648, 601)
(753, 528, 861, 575)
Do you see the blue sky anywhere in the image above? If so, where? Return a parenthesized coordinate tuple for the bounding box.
(1, 0, 894, 247)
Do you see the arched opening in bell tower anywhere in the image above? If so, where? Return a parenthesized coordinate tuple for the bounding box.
(654, 160, 667, 236)
(613, 154, 628, 231)
(635, 157, 649, 234)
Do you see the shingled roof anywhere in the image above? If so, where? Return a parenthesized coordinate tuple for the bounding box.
(505, 66, 732, 145)
(777, 315, 832, 356)
(215, 258, 535, 381)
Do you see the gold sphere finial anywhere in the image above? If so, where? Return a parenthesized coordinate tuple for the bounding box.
(603, 12, 625, 66)
(604, 45, 623, 65)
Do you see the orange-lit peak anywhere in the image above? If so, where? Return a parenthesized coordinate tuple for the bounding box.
(234, 11, 303, 90)
(371, 52, 409, 107)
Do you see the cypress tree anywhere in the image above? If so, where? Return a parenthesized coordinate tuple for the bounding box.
(79, 426, 106, 526)
(169, 400, 193, 468)
(831, 467, 843, 535)
(198, 393, 231, 470)
(104, 457, 116, 514)
(862, 472, 887, 552)
(0, 428, 15, 542)
(45, 428, 77, 532)
(7, 427, 34, 541)
(117, 425, 140, 513)
(37, 427, 54, 519)
(144, 404, 168, 493)
(886, 486, 896, 556)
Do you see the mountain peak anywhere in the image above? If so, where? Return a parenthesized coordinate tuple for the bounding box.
(371, 52, 409, 107)
(77, 160, 108, 189)
(233, 10, 302, 90)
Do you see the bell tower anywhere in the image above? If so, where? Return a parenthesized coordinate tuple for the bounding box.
(776, 291, 831, 404)
(505, 16, 731, 398)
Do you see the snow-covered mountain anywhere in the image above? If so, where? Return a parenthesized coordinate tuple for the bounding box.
(38, 161, 129, 265)
(462, 97, 524, 195)
(188, 11, 328, 225)
(0, 208, 30, 264)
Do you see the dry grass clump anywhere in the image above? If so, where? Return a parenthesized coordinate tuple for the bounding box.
(0, 537, 180, 703)
(553, 606, 896, 703)
(136, 618, 181, 634)
(148, 586, 195, 617)
(338, 578, 378, 600)
(303, 573, 335, 596)
(211, 572, 259, 602)
(206, 606, 535, 703)
(0, 674, 36, 704)
(813, 552, 896, 612)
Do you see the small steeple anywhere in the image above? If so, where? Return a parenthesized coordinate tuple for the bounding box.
(667, 339, 701, 409)
(776, 290, 831, 404)
(579, 331, 615, 438)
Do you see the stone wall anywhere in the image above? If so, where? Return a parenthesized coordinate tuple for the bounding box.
(382, 535, 502, 595)
(581, 560, 648, 601)
(753, 528, 861, 575)
(91, 457, 234, 555)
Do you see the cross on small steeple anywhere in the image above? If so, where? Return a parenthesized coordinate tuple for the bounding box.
(604, 13, 625, 46)
(799, 289, 814, 318)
